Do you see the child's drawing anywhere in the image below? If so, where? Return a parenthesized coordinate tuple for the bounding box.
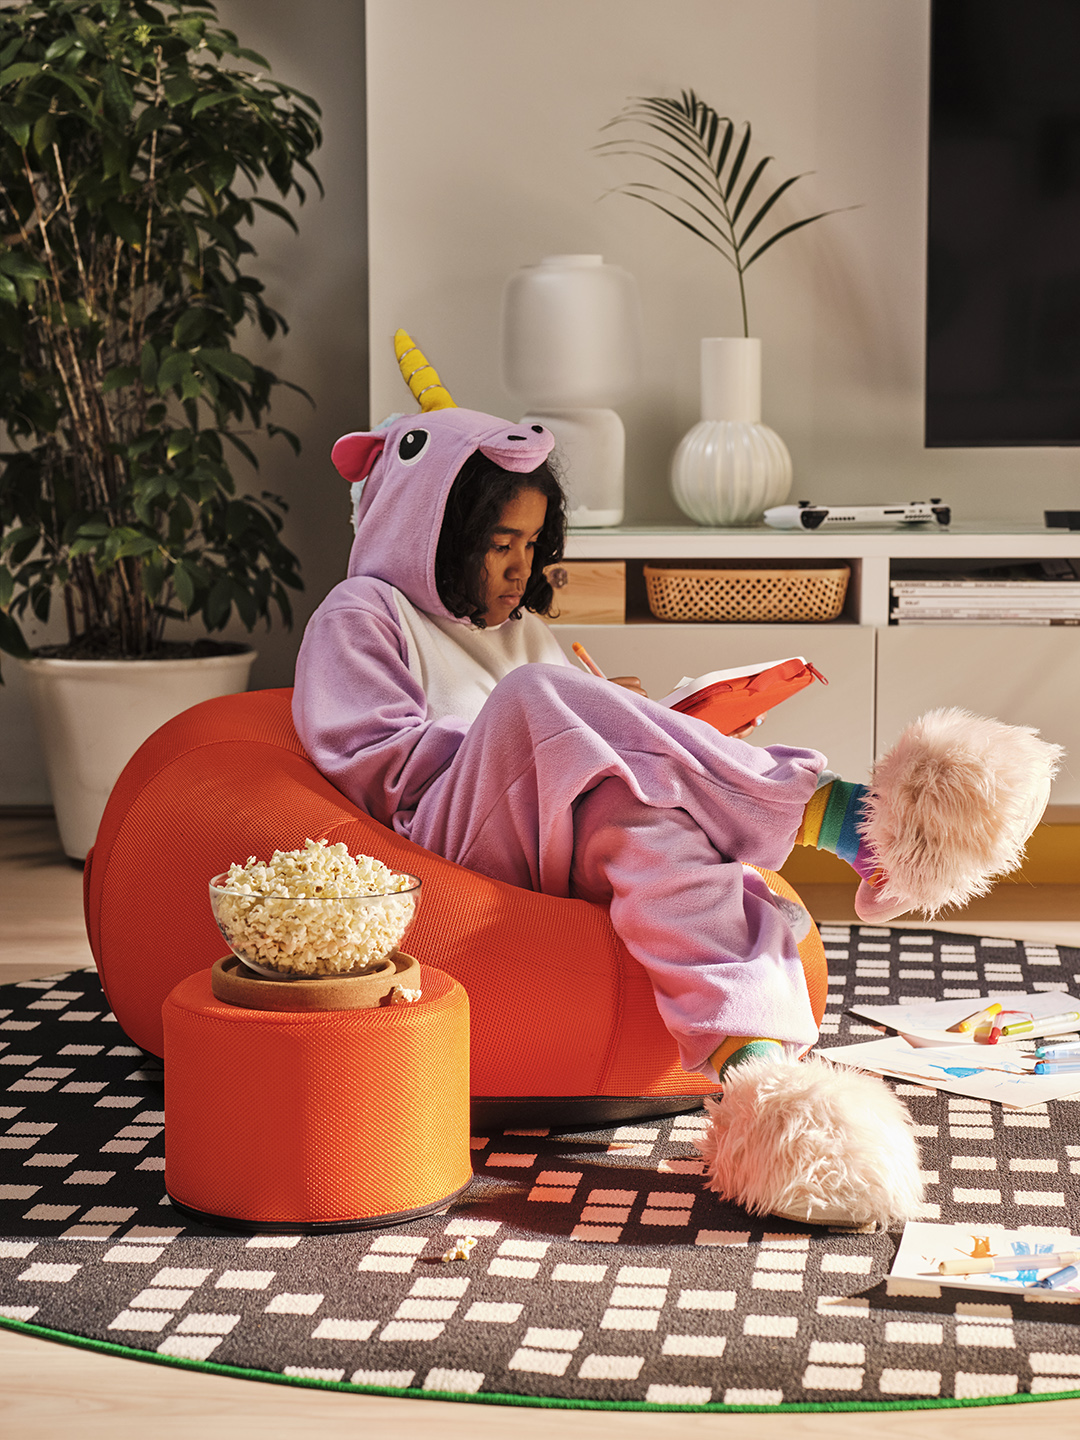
(817, 1032, 1080, 1106)
(892, 1222, 1080, 1297)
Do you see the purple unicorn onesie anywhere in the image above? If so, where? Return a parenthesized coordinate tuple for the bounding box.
(293, 394, 830, 1080)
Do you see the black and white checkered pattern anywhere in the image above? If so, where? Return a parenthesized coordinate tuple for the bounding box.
(3, 929, 1080, 1411)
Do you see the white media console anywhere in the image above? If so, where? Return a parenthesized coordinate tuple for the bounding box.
(557, 523, 1080, 806)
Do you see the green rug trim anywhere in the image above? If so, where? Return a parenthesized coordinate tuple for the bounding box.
(3, 1313, 1079, 1414)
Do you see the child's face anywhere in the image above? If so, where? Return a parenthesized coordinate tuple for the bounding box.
(479, 487, 548, 625)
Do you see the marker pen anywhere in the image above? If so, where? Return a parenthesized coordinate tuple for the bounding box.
(939, 1249, 1080, 1275)
(1032, 1265, 1080, 1290)
(948, 1002, 1003, 1034)
(983, 1009, 1032, 1046)
(571, 641, 607, 679)
(1034, 1061, 1080, 1075)
(1036, 1042, 1080, 1060)
(999, 1011, 1080, 1040)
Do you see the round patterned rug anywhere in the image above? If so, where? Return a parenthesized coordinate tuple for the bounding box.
(3, 924, 1080, 1413)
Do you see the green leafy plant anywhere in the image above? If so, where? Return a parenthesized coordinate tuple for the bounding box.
(0, 0, 322, 664)
(598, 89, 843, 337)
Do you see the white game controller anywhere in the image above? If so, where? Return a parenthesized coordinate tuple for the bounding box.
(763, 500, 951, 530)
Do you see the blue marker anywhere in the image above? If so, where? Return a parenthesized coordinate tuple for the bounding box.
(1035, 1042, 1080, 1060)
(1033, 1265, 1079, 1290)
(1034, 1061, 1080, 1075)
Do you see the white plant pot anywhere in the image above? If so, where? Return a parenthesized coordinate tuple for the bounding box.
(19, 649, 257, 861)
(670, 337, 793, 526)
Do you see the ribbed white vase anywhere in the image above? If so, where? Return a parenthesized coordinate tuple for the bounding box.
(670, 338, 792, 526)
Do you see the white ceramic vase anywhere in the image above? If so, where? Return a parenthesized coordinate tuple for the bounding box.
(20, 649, 257, 860)
(670, 338, 792, 526)
(502, 254, 641, 527)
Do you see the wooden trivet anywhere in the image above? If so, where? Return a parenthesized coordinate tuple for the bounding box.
(210, 950, 421, 1012)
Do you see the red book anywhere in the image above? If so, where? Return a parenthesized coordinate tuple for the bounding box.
(658, 656, 828, 736)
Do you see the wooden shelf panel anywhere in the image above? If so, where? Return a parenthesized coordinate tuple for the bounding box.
(565, 522, 1080, 563)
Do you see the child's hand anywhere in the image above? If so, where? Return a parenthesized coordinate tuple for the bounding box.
(610, 676, 648, 698)
(729, 716, 764, 740)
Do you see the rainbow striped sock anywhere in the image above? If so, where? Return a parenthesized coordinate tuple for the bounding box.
(796, 779, 882, 886)
(709, 1036, 783, 1082)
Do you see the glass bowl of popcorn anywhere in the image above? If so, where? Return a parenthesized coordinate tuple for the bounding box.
(209, 839, 420, 979)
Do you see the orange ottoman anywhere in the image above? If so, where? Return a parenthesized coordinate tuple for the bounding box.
(163, 964, 472, 1232)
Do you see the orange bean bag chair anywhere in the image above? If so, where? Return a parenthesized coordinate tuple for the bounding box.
(84, 688, 827, 1127)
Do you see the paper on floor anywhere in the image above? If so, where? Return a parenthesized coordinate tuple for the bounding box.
(846, 990, 1080, 1046)
(817, 1033, 1080, 1107)
(891, 1221, 1080, 1299)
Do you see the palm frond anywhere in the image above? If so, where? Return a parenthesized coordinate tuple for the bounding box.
(595, 144, 728, 224)
(614, 183, 737, 258)
(703, 107, 720, 159)
(743, 210, 845, 268)
(712, 117, 736, 182)
(598, 88, 848, 335)
(594, 136, 721, 197)
(723, 123, 753, 201)
(738, 172, 805, 246)
(614, 190, 739, 268)
(622, 96, 737, 193)
(601, 104, 719, 178)
(730, 155, 773, 226)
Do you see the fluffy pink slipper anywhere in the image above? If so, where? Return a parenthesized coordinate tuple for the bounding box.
(697, 1053, 925, 1229)
(855, 708, 1063, 923)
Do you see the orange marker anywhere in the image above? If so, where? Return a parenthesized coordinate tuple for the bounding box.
(571, 641, 607, 679)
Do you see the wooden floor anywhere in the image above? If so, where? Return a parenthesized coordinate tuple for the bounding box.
(3, 811, 1080, 1439)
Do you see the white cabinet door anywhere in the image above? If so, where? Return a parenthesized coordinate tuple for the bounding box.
(557, 624, 876, 781)
(877, 626, 1080, 804)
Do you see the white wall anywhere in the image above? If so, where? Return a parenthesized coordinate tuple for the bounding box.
(367, 0, 1080, 522)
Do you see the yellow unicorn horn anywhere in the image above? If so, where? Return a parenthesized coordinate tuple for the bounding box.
(394, 329, 457, 412)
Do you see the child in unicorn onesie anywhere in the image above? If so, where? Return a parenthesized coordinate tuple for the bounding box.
(293, 339, 1062, 1229)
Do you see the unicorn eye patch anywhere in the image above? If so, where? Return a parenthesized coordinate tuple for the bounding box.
(398, 429, 430, 464)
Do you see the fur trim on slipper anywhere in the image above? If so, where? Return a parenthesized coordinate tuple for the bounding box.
(697, 1053, 925, 1229)
(859, 708, 1063, 918)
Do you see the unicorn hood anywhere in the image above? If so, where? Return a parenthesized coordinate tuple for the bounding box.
(293, 333, 567, 830)
(328, 326, 555, 621)
(331, 407, 555, 620)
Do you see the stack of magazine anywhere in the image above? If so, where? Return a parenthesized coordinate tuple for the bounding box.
(890, 558, 1080, 625)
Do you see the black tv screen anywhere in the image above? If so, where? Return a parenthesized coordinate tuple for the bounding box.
(927, 0, 1080, 446)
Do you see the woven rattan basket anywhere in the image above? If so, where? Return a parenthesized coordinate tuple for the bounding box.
(644, 564, 850, 623)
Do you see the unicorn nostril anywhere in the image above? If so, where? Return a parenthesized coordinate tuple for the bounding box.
(507, 434, 526, 441)
(531, 425, 544, 433)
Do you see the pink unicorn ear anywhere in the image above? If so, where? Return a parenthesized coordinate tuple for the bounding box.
(331, 432, 386, 483)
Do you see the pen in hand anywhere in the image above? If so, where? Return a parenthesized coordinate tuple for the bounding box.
(572, 641, 607, 679)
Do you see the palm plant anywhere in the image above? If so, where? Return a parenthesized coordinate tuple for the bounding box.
(0, 0, 322, 665)
(598, 89, 842, 337)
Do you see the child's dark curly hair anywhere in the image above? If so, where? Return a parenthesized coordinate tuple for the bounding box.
(434, 451, 566, 627)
